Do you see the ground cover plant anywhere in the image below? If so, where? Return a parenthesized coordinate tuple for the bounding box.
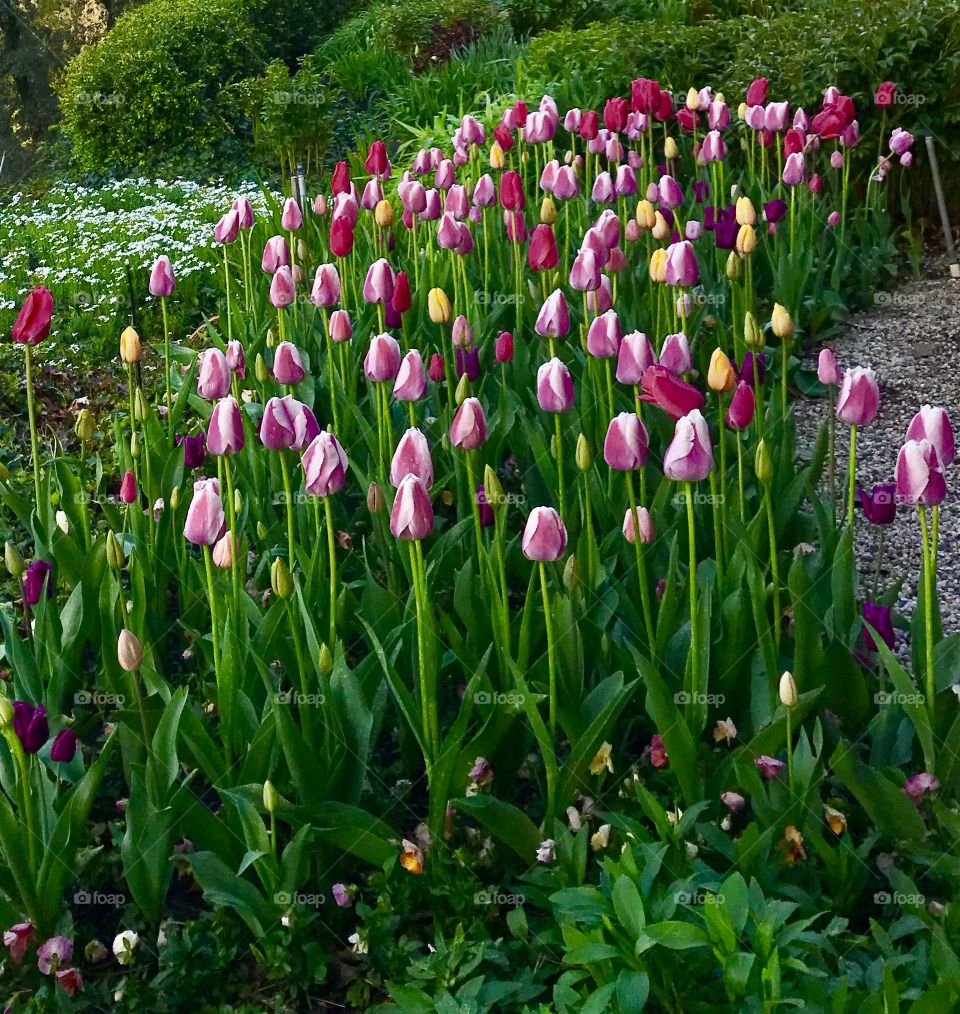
(1, 75, 960, 1011)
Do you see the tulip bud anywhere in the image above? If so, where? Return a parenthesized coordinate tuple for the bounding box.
(575, 434, 593, 471)
(428, 288, 451, 324)
(664, 137, 679, 160)
(779, 670, 797, 707)
(563, 554, 578, 593)
(271, 557, 294, 599)
(255, 354, 269, 383)
(117, 629, 143, 671)
(135, 389, 150, 422)
(735, 195, 755, 226)
(483, 465, 504, 511)
(489, 142, 505, 169)
(374, 199, 394, 228)
(119, 326, 141, 364)
(319, 642, 334, 675)
(367, 481, 385, 513)
(263, 780, 279, 814)
(755, 438, 773, 486)
(771, 303, 794, 338)
(737, 101, 747, 120)
(707, 349, 736, 393)
(106, 532, 123, 569)
(725, 251, 741, 281)
(234, 488, 242, 514)
(130, 432, 139, 458)
(744, 311, 764, 350)
(75, 408, 95, 441)
(256, 521, 268, 540)
(266, 328, 276, 349)
(169, 486, 180, 511)
(636, 199, 656, 230)
(454, 372, 469, 405)
(735, 223, 756, 255)
(540, 196, 557, 224)
(0, 698, 12, 730)
(4, 542, 25, 578)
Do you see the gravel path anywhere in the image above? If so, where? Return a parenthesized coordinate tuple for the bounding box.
(795, 253, 960, 645)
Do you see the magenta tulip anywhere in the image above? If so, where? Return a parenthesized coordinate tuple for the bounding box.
(450, 397, 488, 450)
(197, 348, 231, 400)
(726, 381, 756, 430)
(587, 309, 622, 358)
(537, 358, 575, 413)
(390, 474, 434, 540)
(522, 507, 567, 561)
(148, 256, 176, 298)
(281, 198, 302, 231)
(259, 395, 320, 451)
(836, 367, 879, 426)
(905, 405, 955, 467)
(604, 412, 649, 470)
(269, 266, 296, 308)
(207, 397, 245, 456)
(12, 286, 53, 345)
(640, 365, 705, 419)
(896, 440, 947, 506)
(390, 428, 433, 488)
(663, 409, 713, 481)
(310, 264, 341, 306)
(273, 342, 305, 384)
(261, 235, 290, 273)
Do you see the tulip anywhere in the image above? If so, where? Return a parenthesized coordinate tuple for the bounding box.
(207, 397, 245, 456)
(522, 507, 567, 561)
(148, 256, 176, 298)
(328, 309, 352, 343)
(13, 701, 48, 754)
(863, 602, 895, 651)
(269, 265, 296, 309)
(859, 483, 896, 525)
(817, 349, 839, 385)
(535, 289, 570, 340)
(663, 409, 713, 481)
(281, 198, 302, 231)
(233, 196, 254, 228)
(906, 405, 955, 467)
(302, 432, 348, 496)
(569, 249, 600, 292)
(528, 225, 559, 271)
(23, 559, 51, 606)
(273, 342, 305, 385)
(184, 478, 224, 545)
(604, 413, 648, 470)
(390, 428, 433, 488)
(3, 924, 35, 964)
(214, 210, 239, 244)
(659, 332, 692, 375)
(495, 331, 514, 364)
(119, 470, 137, 505)
(310, 264, 341, 306)
(119, 326, 141, 364)
(456, 347, 481, 381)
(389, 474, 434, 540)
(362, 332, 401, 383)
(587, 310, 622, 358)
(450, 398, 488, 450)
(537, 358, 574, 413)
(664, 241, 698, 287)
(212, 532, 235, 569)
(836, 367, 879, 426)
(394, 350, 427, 402)
(259, 396, 320, 452)
(179, 433, 205, 469)
(197, 348, 231, 400)
(658, 175, 683, 209)
(726, 382, 755, 430)
(707, 349, 736, 392)
(591, 171, 615, 203)
(261, 235, 290, 273)
(896, 439, 946, 506)
(622, 505, 653, 544)
(617, 331, 656, 384)
(225, 340, 246, 377)
(640, 365, 704, 419)
(50, 728, 77, 763)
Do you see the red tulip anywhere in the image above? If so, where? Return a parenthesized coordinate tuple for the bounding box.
(640, 365, 705, 419)
(12, 286, 54, 346)
(331, 161, 351, 195)
(528, 224, 558, 271)
(330, 217, 354, 257)
(499, 171, 524, 211)
(364, 140, 388, 177)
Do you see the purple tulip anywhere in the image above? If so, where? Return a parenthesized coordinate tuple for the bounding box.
(755, 755, 785, 781)
(148, 256, 176, 298)
(858, 483, 896, 525)
(455, 346, 481, 381)
(259, 396, 320, 452)
(206, 397, 245, 456)
(273, 342, 306, 385)
(302, 432, 348, 496)
(616, 331, 656, 384)
(863, 602, 895, 650)
(603, 412, 648, 470)
(50, 728, 77, 763)
(183, 478, 224, 546)
(261, 235, 290, 273)
(537, 358, 574, 413)
(13, 701, 48, 754)
(763, 199, 787, 224)
(389, 474, 434, 540)
(522, 507, 567, 561)
(23, 560, 52, 606)
(586, 310, 622, 358)
(659, 332, 692, 375)
(178, 433, 206, 469)
(664, 241, 699, 287)
(663, 409, 713, 481)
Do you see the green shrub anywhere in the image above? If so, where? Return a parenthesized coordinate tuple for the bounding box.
(59, 0, 268, 172)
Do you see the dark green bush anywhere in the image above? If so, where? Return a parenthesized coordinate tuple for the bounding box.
(59, 0, 268, 172)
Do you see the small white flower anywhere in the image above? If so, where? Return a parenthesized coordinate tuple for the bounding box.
(55, 511, 69, 534)
(112, 930, 138, 965)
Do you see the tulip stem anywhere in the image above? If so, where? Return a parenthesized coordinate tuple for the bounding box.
(827, 388, 837, 523)
(683, 481, 698, 704)
(321, 308, 340, 433)
(279, 451, 297, 570)
(764, 486, 781, 652)
(626, 471, 656, 650)
(847, 424, 858, 530)
(223, 247, 232, 343)
(223, 457, 241, 611)
(464, 450, 485, 585)
(202, 544, 230, 765)
(324, 495, 338, 651)
(709, 469, 725, 586)
(11, 743, 38, 877)
(161, 297, 173, 441)
(872, 529, 886, 600)
(408, 541, 432, 765)
(785, 705, 795, 798)
(736, 431, 745, 523)
(539, 560, 558, 745)
(919, 507, 936, 719)
(554, 413, 565, 519)
(23, 345, 42, 507)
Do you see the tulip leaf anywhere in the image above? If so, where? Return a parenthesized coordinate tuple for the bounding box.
(871, 630, 935, 771)
(453, 796, 542, 864)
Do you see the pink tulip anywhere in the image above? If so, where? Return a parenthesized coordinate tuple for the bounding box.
(663, 409, 713, 481)
(817, 348, 839, 386)
(333, 191, 359, 225)
(197, 348, 231, 400)
(905, 405, 955, 467)
(664, 241, 699, 286)
(445, 184, 469, 220)
(591, 171, 615, 203)
(232, 196, 254, 228)
(362, 258, 396, 304)
(604, 412, 648, 470)
(328, 309, 352, 343)
(225, 340, 245, 377)
(581, 228, 609, 266)
(261, 235, 290, 273)
(896, 439, 947, 505)
(302, 432, 348, 496)
(764, 101, 790, 132)
(420, 189, 441, 220)
(587, 309, 622, 358)
(259, 395, 320, 451)
(617, 331, 656, 384)
(658, 175, 683, 209)
(587, 276, 613, 315)
(214, 210, 239, 244)
(435, 159, 456, 189)
(569, 249, 600, 291)
(390, 474, 434, 540)
(659, 332, 692, 375)
(472, 174, 496, 207)
(269, 265, 296, 308)
(552, 165, 579, 200)
(184, 478, 225, 546)
(207, 396, 245, 456)
(273, 342, 305, 384)
(450, 397, 488, 450)
(451, 315, 474, 348)
(701, 130, 725, 163)
(836, 367, 879, 426)
(390, 428, 433, 487)
(708, 100, 729, 130)
(495, 331, 514, 363)
(522, 507, 567, 561)
(782, 152, 805, 186)
(360, 178, 383, 211)
(120, 470, 137, 504)
(310, 264, 341, 306)
(394, 350, 427, 401)
(726, 382, 756, 430)
(535, 289, 570, 339)
(149, 255, 176, 298)
(623, 505, 654, 544)
(281, 198, 303, 231)
(537, 358, 575, 413)
(540, 159, 560, 193)
(399, 179, 427, 214)
(364, 333, 401, 382)
(641, 365, 704, 419)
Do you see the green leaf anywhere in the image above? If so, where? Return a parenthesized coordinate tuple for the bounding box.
(612, 873, 645, 939)
(452, 796, 541, 863)
(638, 921, 711, 952)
